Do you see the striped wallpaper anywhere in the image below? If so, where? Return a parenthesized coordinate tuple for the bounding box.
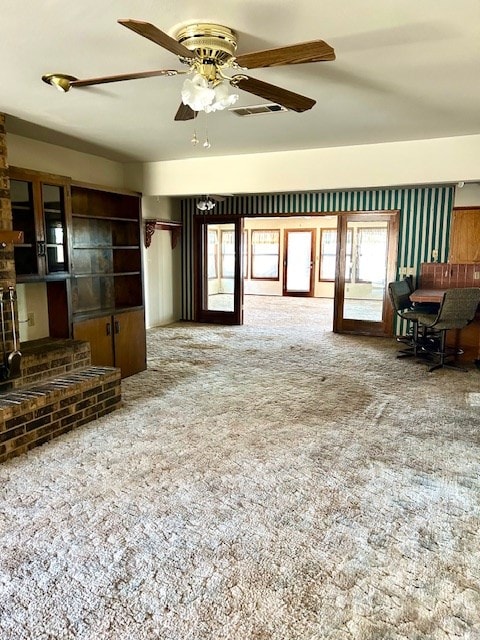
(180, 186, 455, 325)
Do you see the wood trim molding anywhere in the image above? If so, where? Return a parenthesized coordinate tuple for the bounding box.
(71, 179, 141, 197)
(144, 219, 182, 249)
(9, 165, 71, 186)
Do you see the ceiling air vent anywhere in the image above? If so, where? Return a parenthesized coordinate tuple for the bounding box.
(229, 103, 288, 117)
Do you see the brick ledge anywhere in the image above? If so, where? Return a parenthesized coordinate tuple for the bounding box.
(0, 366, 122, 463)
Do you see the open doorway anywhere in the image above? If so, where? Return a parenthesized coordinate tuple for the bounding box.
(193, 215, 244, 324)
(195, 213, 399, 336)
(283, 229, 316, 296)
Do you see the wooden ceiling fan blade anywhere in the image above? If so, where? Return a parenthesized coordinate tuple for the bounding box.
(71, 69, 184, 88)
(118, 19, 195, 59)
(235, 40, 335, 69)
(233, 76, 316, 112)
(174, 103, 197, 121)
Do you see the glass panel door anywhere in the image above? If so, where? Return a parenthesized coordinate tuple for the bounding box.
(334, 212, 399, 336)
(207, 225, 235, 312)
(343, 223, 388, 322)
(10, 179, 38, 275)
(283, 229, 315, 296)
(43, 183, 68, 273)
(10, 172, 70, 278)
(194, 216, 244, 324)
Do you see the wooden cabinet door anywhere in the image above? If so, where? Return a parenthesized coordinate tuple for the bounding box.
(9, 167, 71, 280)
(449, 208, 480, 263)
(73, 315, 115, 367)
(113, 309, 146, 378)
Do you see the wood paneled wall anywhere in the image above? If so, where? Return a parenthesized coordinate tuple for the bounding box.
(420, 263, 480, 288)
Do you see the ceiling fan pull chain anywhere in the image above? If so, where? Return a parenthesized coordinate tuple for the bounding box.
(203, 111, 211, 149)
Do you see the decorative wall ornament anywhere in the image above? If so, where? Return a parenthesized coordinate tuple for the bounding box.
(144, 220, 182, 249)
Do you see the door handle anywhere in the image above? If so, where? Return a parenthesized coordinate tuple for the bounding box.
(37, 241, 46, 257)
(106, 322, 111, 336)
(114, 320, 120, 334)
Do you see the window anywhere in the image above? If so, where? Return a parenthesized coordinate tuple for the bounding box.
(221, 230, 235, 278)
(319, 229, 336, 281)
(243, 230, 248, 279)
(251, 230, 280, 280)
(319, 228, 352, 281)
(355, 227, 387, 284)
(207, 230, 218, 279)
(345, 229, 353, 282)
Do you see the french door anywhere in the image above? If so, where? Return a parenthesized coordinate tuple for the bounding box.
(333, 211, 399, 336)
(283, 229, 316, 297)
(194, 215, 244, 324)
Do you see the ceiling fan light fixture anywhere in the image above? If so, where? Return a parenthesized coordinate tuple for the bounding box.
(181, 73, 239, 114)
(42, 73, 77, 92)
(204, 82, 239, 113)
(181, 73, 215, 111)
(196, 197, 215, 210)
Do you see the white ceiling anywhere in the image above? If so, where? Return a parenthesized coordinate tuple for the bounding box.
(2, 0, 480, 163)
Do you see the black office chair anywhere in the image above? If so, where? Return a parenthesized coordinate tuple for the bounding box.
(416, 287, 480, 371)
(388, 279, 437, 357)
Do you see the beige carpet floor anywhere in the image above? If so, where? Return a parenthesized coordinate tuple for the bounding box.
(1, 296, 480, 639)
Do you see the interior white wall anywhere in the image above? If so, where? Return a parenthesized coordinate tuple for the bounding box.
(142, 196, 182, 328)
(129, 134, 480, 197)
(6, 134, 126, 188)
(16, 283, 49, 343)
(454, 183, 480, 207)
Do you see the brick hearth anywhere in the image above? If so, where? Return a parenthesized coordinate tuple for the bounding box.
(0, 364, 121, 463)
(0, 337, 122, 464)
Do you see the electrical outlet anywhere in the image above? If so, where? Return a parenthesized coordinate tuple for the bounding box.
(474, 272, 480, 280)
(27, 312, 35, 327)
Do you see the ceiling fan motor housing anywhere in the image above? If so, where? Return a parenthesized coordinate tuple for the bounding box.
(174, 23, 238, 68)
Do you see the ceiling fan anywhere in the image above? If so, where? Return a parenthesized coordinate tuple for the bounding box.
(42, 18, 335, 121)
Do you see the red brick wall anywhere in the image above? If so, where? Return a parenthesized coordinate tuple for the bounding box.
(0, 113, 17, 356)
(0, 113, 15, 286)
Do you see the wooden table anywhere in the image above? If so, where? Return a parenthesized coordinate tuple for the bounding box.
(410, 288, 480, 363)
(410, 288, 446, 304)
